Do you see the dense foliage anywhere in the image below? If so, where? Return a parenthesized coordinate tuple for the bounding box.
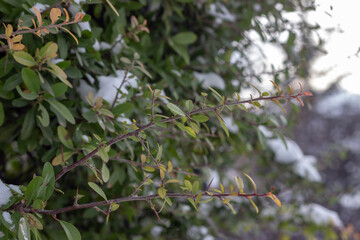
(0, 0, 337, 239)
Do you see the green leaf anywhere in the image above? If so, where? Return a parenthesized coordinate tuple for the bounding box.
(167, 103, 185, 117)
(192, 181, 199, 194)
(52, 83, 68, 97)
(135, 66, 152, 79)
(155, 144, 163, 162)
(25, 176, 44, 205)
(175, 122, 196, 138)
(101, 163, 110, 183)
(158, 187, 166, 199)
(57, 126, 74, 149)
(18, 217, 31, 240)
(52, 151, 74, 166)
(168, 39, 190, 64)
(256, 127, 267, 149)
(37, 104, 49, 127)
(59, 220, 82, 240)
(0, 102, 4, 126)
(48, 62, 73, 88)
(21, 107, 35, 140)
(184, 180, 192, 191)
(172, 32, 197, 45)
(16, 86, 38, 100)
(4, 72, 22, 91)
(88, 182, 108, 201)
(13, 51, 37, 67)
(22, 68, 40, 93)
(234, 176, 244, 193)
(191, 115, 208, 122)
(185, 100, 194, 111)
(216, 115, 229, 138)
(187, 198, 198, 211)
(227, 203, 237, 214)
(41, 162, 55, 201)
(249, 198, 259, 214)
(243, 173, 257, 193)
(46, 98, 75, 124)
(38, 42, 58, 60)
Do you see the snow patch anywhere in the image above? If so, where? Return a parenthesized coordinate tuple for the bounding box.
(8, 184, 22, 195)
(78, 70, 138, 105)
(0, 180, 12, 207)
(259, 126, 322, 182)
(2, 212, 13, 225)
(208, 3, 236, 25)
(315, 90, 360, 118)
(194, 72, 225, 90)
(299, 203, 343, 228)
(150, 226, 163, 238)
(339, 191, 360, 209)
(30, 3, 49, 13)
(223, 116, 239, 133)
(0, 231, 4, 237)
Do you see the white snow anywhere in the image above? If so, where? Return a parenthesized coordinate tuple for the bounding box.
(2, 212, 13, 225)
(299, 203, 343, 228)
(259, 126, 322, 182)
(8, 184, 22, 195)
(223, 116, 239, 133)
(315, 90, 360, 118)
(78, 70, 138, 105)
(30, 3, 49, 13)
(150, 226, 163, 238)
(339, 191, 360, 209)
(0, 180, 12, 207)
(194, 72, 225, 90)
(208, 3, 236, 25)
(0, 231, 4, 237)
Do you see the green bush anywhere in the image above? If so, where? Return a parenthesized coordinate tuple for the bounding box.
(0, 0, 336, 239)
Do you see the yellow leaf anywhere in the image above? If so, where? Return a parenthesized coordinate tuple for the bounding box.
(5, 24, 13, 38)
(12, 34, 23, 43)
(167, 161, 173, 173)
(234, 176, 244, 194)
(158, 187, 166, 199)
(32, 7, 43, 26)
(140, 154, 146, 164)
(249, 199, 259, 214)
(222, 197, 230, 205)
(12, 44, 25, 51)
(31, 19, 37, 29)
(60, 27, 78, 45)
(165, 179, 180, 184)
(105, 0, 119, 16)
(267, 192, 281, 207)
(50, 8, 61, 24)
(243, 173, 257, 193)
(63, 8, 69, 23)
(143, 166, 155, 172)
(160, 169, 165, 180)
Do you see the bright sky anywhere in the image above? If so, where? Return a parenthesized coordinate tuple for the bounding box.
(308, 0, 360, 94)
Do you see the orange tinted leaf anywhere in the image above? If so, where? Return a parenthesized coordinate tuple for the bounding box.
(267, 192, 281, 207)
(5, 24, 13, 38)
(63, 8, 69, 23)
(298, 81, 303, 93)
(270, 80, 282, 95)
(32, 7, 43, 26)
(105, 0, 119, 16)
(50, 8, 62, 24)
(295, 96, 304, 107)
(60, 27, 78, 44)
(12, 44, 25, 50)
(303, 91, 313, 96)
(74, 12, 85, 22)
(12, 34, 23, 43)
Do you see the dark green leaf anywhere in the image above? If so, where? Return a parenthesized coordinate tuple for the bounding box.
(46, 98, 75, 124)
(172, 32, 197, 45)
(22, 68, 40, 93)
(21, 107, 35, 140)
(59, 220, 82, 240)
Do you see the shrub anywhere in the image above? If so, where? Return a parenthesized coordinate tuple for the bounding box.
(0, 1, 328, 239)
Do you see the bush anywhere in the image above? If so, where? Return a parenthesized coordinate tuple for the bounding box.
(0, 1, 332, 239)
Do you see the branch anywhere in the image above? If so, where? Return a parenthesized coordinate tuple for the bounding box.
(55, 92, 309, 181)
(22, 191, 270, 215)
(0, 20, 81, 39)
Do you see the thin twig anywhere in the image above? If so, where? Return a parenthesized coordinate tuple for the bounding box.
(23, 191, 269, 215)
(131, 175, 151, 197)
(55, 92, 309, 181)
